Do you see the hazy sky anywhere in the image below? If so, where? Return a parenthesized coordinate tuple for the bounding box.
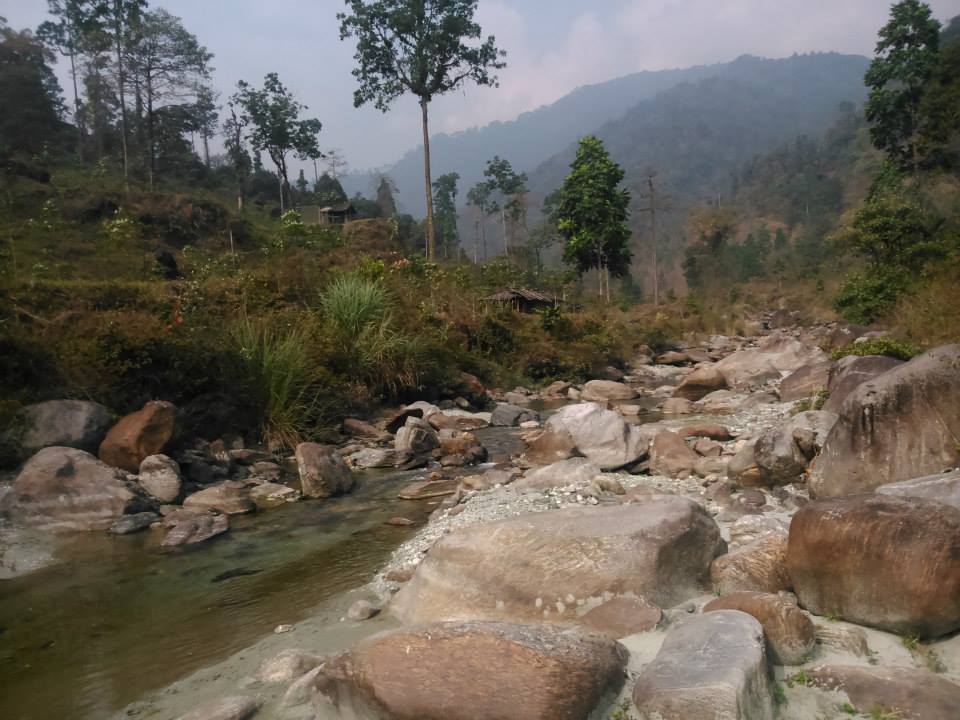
(3, 0, 959, 171)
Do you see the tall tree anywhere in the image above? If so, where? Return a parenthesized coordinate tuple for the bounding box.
(127, 8, 212, 187)
(315, 172, 347, 205)
(432, 171, 459, 259)
(557, 136, 632, 301)
(375, 175, 397, 217)
(191, 85, 218, 167)
(865, 0, 941, 173)
(37, 0, 99, 160)
(338, 0, 506, 260)
(231, 73, 322, 211)
(222, 102, 250, 210)
(481, 155, 528, 254)
(466, 179, 494, 261)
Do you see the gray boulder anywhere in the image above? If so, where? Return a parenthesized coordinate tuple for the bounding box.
(779, 360, 832, 402)
(580, 379, 638, 402)
(295, 442, 355, 498)
(754, 410, 837, 485)
(513, 457, 600, 490)
(632, 610, 773, 719)
(137, 454, 182, 503)
(810, 344, 960, 497)
(715, 333, 827, 390)
(183, 481, 254, 515)
(822, 354, 903, 413)
(490, 402, 539, 427)
(673, 365, 728, 401)
(394, 417, 440, 453)
(161, 509, 229, 548)
(17, 399, 112, 453)
(0, 447, 149, 532)
(876, 469, 960, 509)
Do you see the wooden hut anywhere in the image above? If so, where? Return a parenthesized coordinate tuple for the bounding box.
(300, 202, 357, 225)
(481, 288, 561, 313)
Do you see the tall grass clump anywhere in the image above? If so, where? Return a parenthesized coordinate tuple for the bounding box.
(231, 316, 321, 450)
(319, 274, 423, 397)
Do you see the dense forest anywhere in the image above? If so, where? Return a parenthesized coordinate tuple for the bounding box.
(1, 0, 958, 460)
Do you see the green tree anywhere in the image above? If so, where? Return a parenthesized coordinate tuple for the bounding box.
(0, 22, 64, 155)
(338, 0, 506, 260)
(557, 136, 632, 301)
(231, 73, 322, 211)
(432, 171, 460, 259)
(222, 102, 250, 210)
(481, 155, 528, 254)
(466, 179, 495, 261)
(314, 172, 347, 205)
(865, 0, 941, 173)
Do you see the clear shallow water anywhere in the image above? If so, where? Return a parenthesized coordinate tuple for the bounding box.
(0, 466, 437, 720)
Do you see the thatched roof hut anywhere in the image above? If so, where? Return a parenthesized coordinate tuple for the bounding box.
(481, 288, 561, 313)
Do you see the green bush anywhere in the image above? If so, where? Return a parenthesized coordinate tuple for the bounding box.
(833, 270, 907, 324)
(320, 274, 389, 338)
(831, 337, 922, 361)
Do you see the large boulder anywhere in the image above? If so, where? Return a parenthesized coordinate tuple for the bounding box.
(632, 610, 773, 720)
(523, 402, 651, 470)
(394, 417, 440, 454)
(312, 621, 627, 720)
(673, 365, 728, 401)
(649, 431, 700, 478)
(876, 469, 960, 509)
(99, 400, 176, 472)
(434, 429, 487, 466)
(711, 530, 791, 595)
(137, 454, 182, 503)
(295, 442, 355, 499)
(779, 360, 832, 402)
(727, 441, 763, 487)
(0, 447, 149, 531)
(821, 354, 903, 413)
(809, 344, 960, 497)
(580, 379, 638, 402)
(490, 402, 539, 427)
(16, 400, 112, 453)
(804, 665, 960, 720)
(183, 481, 254, 515)
(786, 494, 960, 638)
(704, 591, 815, 665)
(513, 457, 601, 490)
(161, 508, 229, 548)
(715, 333, 827, 390)
(753, 410, 837, 485)
(391, 498, 725, 625)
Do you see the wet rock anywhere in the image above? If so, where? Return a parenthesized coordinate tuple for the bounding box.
(434, 429, 487, 466)
(673, 364, 728, 401)
(347, 599, 380, 620)
(312, 621, 627, 720)
(346, 447, 400, 469)
(385, 516, 414, 526)
(649, 431, 700, 478)
(580, 379, 638, 402)
(678, 423, 734, 441)
(804, 665, 960, 720)
(391, 498, 725, 625)
(543, 380, 572, 397)
(787, 494, 960, 638)
(137, 454, 182, 503)
(295, 442, 355, 499)
(1, 447, 149, 532)
(161, 509, 229, 548)
(177, 696, 261, 720)
(459, 467, 520, 491)
(711, 530, 791, 595)
(524, 402, 652, 471)
(108, 511, 160, 535)
(779, 360, 832, 402)
(490, 402, 539, 427)
(397, 479, 458, 500)
(810, 344, 960, 497)
(754, 410, 837, 485)
(17, 399, 112, 453)
(248, 482, 299, 508)
(632, 610, 773, 720)
(256, 648, 324, 684)
(183, 481, 254, 515)
(427, 412, 489, 431)
(99, 400, 176, 472)
(578, 596, 661, 638)
(821, 354, 903, 414)
(513, 457, 601, 490)
(704, 591, 815, 665)
(876, 469, 960, 509)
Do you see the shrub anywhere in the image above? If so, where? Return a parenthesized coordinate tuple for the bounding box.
(833, 270, 907, 324)
(320, 274, 389, 338)
(831, 337, 922, 362)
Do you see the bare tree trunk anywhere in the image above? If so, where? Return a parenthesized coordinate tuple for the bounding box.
(146, 76, 155, 191)
(68, 50, 84, 161)
(114, 2, 130, 192)
(202, 134, 210, 167)
(420, 99, 436, 261)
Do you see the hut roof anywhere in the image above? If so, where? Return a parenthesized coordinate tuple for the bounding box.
(481, 288, 560, 304)
(319, 201, 355, 213)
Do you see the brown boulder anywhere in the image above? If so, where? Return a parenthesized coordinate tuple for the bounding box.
(810, 344, 960, 497)
(295, 442, 355, 499)
(580, 379, 638, 402)
(786, 494, 960, 638)
(578, 596, 661, 638)
(704, 591, 814, 665)
(0, 446, 149, 531)
(161, 509, 229, 548)
(99, 400, 176, 472)
(779, 360, 832, 402)
(312, 621, 627, 720)
(673, 365, 728, 401)
(711, 530, 791, 595)
(679, 423, 734, 441)
(397, 478, 458, 500)
(182, 481, 254, 515)
(391, 498, 725, 625)
(804, 665, 960, 720)
(649, 431, 700, 478)
(821, 354, 902, 413)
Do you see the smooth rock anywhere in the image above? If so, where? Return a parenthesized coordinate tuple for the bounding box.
(649, 431, 700, 478)
(183, 481, 254, 515)
(177, 696, 261, 720)
(137, 454, 182, 503)
(711, 530, 791, 595)
(578, 596, 661, 638)
(704, 591, 815, 665)
(787, 494, 960, 638)
(632, 610, 773, 720)
(679, 423, 734, 441)
(248, 482, 299, 508)
(17, 399, 112, 453)
(821, 354, 903, 414)
(673, 365, 728, 401)
(161, 509, 229, 548)
(347, 599, 380, 621)
(779, 360, 832, 402)
(513, 457, 601, 490)
(490, 403, 539, 427)
(312, 621, 627, 720)
(108, 511, 159, 535)
(754, 410, 837, 485)
(876, 469, 960, 509)
(581, 379, 638, 402)
(393, 417, 440, 454)
(99, 400, 176, 472)
(661, 398, 695, 414)
(295, 443, 355, 499)
(256, 648, 324, 684)
(397, 479, 458, 500)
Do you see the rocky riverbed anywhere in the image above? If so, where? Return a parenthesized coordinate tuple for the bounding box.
(3, 320, 960, 720)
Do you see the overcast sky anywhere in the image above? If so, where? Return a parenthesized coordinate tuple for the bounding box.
(3, 0, 959, 171)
